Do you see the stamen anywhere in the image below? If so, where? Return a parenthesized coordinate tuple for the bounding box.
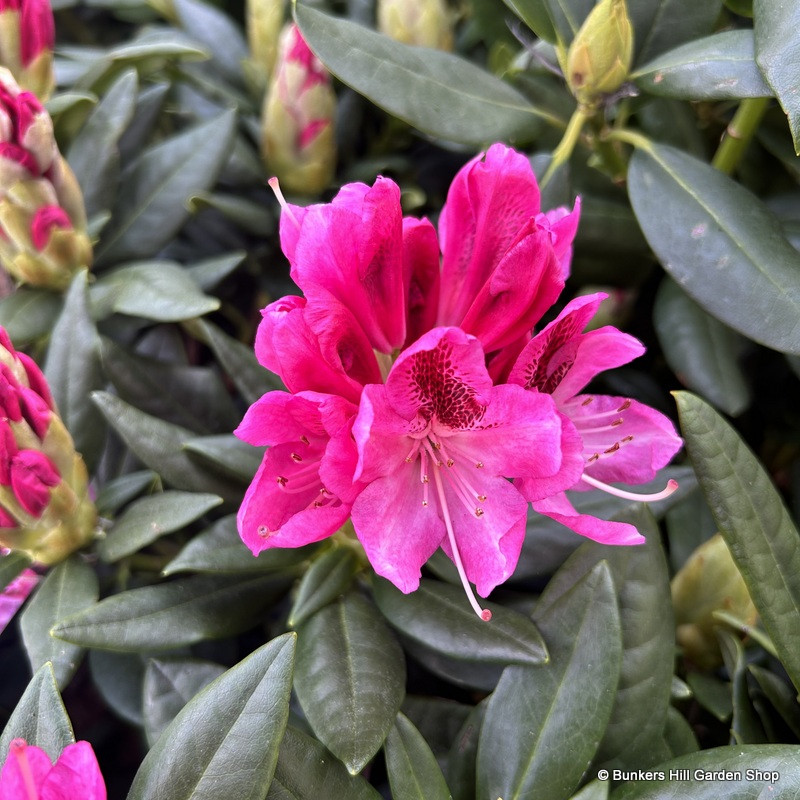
(581, 473, 679, 502)
(278, 476, 321, 494)
(581, 397, 593, 406)
(475, 461, 484, 469)
(257, 525, 271, 538)
(431, 468, 491, 621)
(290, 452, 303, 462)
(10, 739, 39, 800)
(405, 441, 421, 463)
(420, 447, 429, 506)
(617, 399, 632, 412)
(434, 439, 488, 507)
(300, 435, 310, 445)
(268, 177, 301, 229)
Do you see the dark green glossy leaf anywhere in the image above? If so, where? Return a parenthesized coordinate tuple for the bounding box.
(401, 696, 471, 759)
(96, 111, 235, 264)
(95, 470, 158, 516)
(99, 491, 223, 562)
(654, 278, 750, 416)
(142, 657, 226, 746)
(183, 435, 263, 484)
(52, 574, 291, 651)
(191, 319, 282, 405)
(295, 4, 545, 146)
(128, 634, 295, 800)
(611, 746, 800, 798)
(100, 339, 239, 433)
(569, 782, 608, 800)
(118, 82, 169, 162)
(44, 271, 105, 468)
(477, 561, 622, 800)
(266, 725, 382, 800)
(633, 31, 771, 99)
(188, 193, 274, 236)
(384, 712, 451, 800)
(89, 650, 147, 726)
(187, 252, 245, 291)
(446, 702, 486, 800)
(20, 557, 99, 689)
(288, 547, 360, 628)
(91, 392, 243, 501)
(662, 707, 699, 759)
(399, 636, 503, 692)
(68, 69, 138, 218)
(754, 0, 800, 154)
(0, 288, 62, 344)
(0, 664, 74, 761)
(0, 552, 30, 591)
(675, 391, 800, 695)
(749, 665, 800, 740)
(373, 577, 547, 666)
(687, 672, 732, 722)
(91, 261, 220, 322)
(162, 514, 314, 575)
(632, 0, 722, 65)
(542, 0, 593, 42)
(294, 592, 405, 774)
(717, 629, 766, 745)
(502, 0, 556, 42)
(535, 507, 675, 771)
(628, 143, 800, 354)
(665, 487, 716, 572)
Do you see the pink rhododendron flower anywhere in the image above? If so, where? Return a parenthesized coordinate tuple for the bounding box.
(0, 565, 37, 634)
(0, 738, 106, 800)
(509, 293, 683, 542)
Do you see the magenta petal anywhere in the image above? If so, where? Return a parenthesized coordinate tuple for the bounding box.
(403, 216, 441, 346)
(438, 144, 541, 326)
(532, 492, 645, 545)
(438, 475, 528, 597)
(0, 740, 51, 800)
(10, 450, 60, 516)
(569, 394, 683, 486)
(0, 568, 38, 634)
(19, 386, 51, 439)
(17, 352, 54, 409)
(351, 465, 444, 594)
(41, 741, 106, 800)
(235, 392, 326, 447)
(535, 198, 581, 280)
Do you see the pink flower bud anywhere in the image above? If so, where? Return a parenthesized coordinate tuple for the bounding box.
(30, 203, 70, 250)
(19, 0, 53, 67)
(0, 565, 37, 633)
(10, 448, 59, 516)
(0, 0, 54, 98)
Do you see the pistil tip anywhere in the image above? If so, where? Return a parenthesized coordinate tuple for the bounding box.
(480, 609, 492, 621)
(667, 479, 678, 492)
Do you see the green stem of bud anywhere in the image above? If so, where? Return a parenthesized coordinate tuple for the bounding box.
(541, 106, 592, 189)
(604, 128, 653, 153)
(711, 97, 770, 176)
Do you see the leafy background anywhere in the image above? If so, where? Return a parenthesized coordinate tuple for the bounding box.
(2, 0, 800, 797)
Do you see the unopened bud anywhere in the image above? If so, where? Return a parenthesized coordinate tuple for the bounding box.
(0, 0, 54, 99)
(566, 0, 633, 106)
(671, 534, 757, 670)
(245, 0, 284, 92)
(377, 0, 453, 51)
(261, 24, 336, 195)
(0, 327, 96, 564)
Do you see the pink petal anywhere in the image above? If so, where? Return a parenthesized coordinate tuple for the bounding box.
(30, 206, 71, 251)
(19, 386, 51, 439)
(235, 392, 326, 447)
(384, 327, 492, 423)
(403, 216, 440, 347)
(0, 739, 52, 800)
(0, 568, 38, 634)
(438, 143, 541, 326)
(532, 492, 645, 545)
(567, 394, 683, 486)
(16, 352, 54, 409)
(535, 198, 581, 280)
(10, 450, 60, 516)
(438, 475, 528, 597)
(41, 741, 106, 800)
(20, 0, 54, 67)
(351, 465, 444, 594)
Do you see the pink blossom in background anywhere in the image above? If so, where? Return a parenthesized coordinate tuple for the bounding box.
(0, 738, 106, 800)
(0, 565, 37, 634)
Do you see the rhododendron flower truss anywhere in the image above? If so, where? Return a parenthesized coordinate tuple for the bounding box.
(0, 738, 106, 800)
(350, 327, 576, 619)
(509, 292, 683, 544)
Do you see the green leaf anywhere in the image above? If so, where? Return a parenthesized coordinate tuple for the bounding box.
(374, 577, 548, 666)
(654, 278, 751, 416)
(128, 634, 295, 800)
(99, 491, 223, 562)
(717, 629, 766, 745)
(0, 552, 30, 591)
(542, 0, 593, 42)
(501, 0, 556, 42)
(675, 391, 800, 695)
(633, 30, 772, 100)
(288, 547, 361, 628)
(183, 435, 263, 484)
(95, 470, 158, 516)
(295, 4, 547, 146)
(749, 665, 800, 740)
(446, 702, 486, 800)
(632, 0, 723, 65)
(754, 0, 800, 154)
(384, 712, 452, 800)
(535, 507, 675, 771)
(611, 745, 800, 798)
(267, 725, 382, 800)
(19, 557, 99, 690)
(0, 664, 74, 761)
(686, 672, 732, 722)
(628, 143, 800, 354)
(96, 110, 236, 264)
(91, 261, 220, 321)
(661, 707, 699, 759)
(91, 392, 243, 501)
(294, 592, 405, 774)
(68, 68, 138, 218)
(569, 782, 608, 800)
(162, 514, 315, 575)
(477, 561, 622, 800)
(89, 650, 146, 725)
(187, 252, 245, 291)
(188, 193, 274, 236)
(142, 657, 226, 746)
(51, 574, 291, 651)
(665, 487, 716, 572)
(191, 319, 282, 404)
(0, 288, 62, 344)
(43, 270, 105, 468)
